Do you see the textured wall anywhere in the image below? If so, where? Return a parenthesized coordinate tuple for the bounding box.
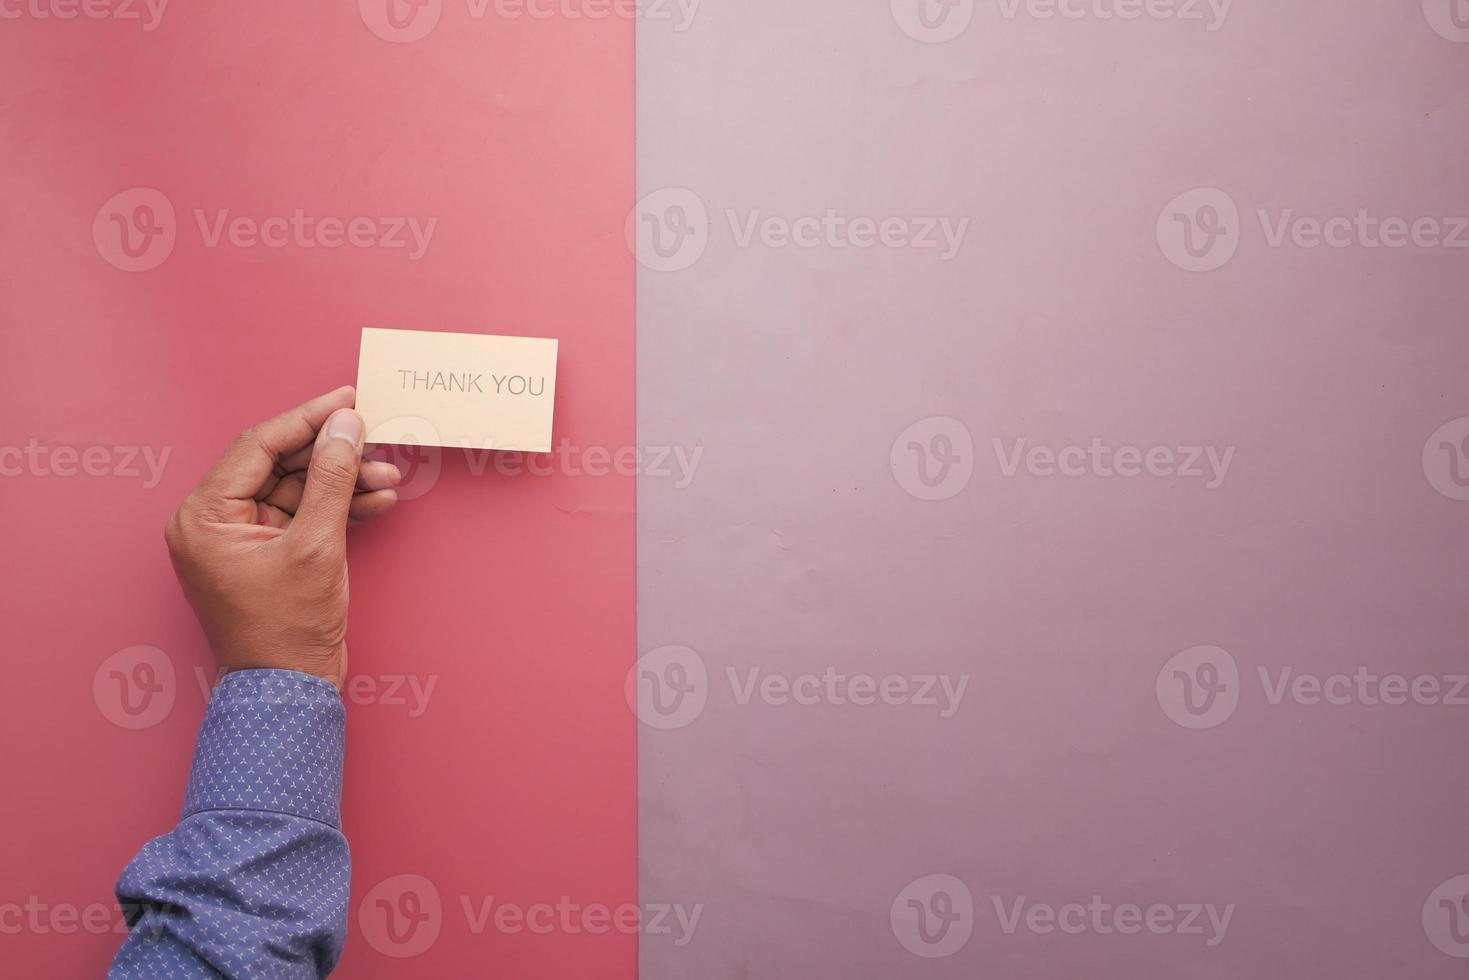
(635, 2, 1469, 977)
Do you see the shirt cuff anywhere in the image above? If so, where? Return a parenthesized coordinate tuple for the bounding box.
(181, 668, 345, 829)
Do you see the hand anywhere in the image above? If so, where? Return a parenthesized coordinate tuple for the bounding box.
(164, 387, 400, 688)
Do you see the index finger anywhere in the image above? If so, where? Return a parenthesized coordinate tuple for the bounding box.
(196, 386, 357, 502)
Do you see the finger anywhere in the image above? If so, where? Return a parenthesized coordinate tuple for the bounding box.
(265, 464, 400, 514)
(198, 386, 355, 502)
(262, 494, 390, 528)
(272, 450, 400, 492)
(256, 501, 295, 530)
(275, 444, 316, 474)
(263, 472, 306, 513)
(357, 460, 402, 492)
(348, 488, 398, 523)
(287, 409, 365, 550)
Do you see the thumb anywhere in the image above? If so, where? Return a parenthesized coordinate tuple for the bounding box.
(289, 409, 365, 548)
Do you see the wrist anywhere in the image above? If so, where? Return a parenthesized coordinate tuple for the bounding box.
(211, 645, 345, 690)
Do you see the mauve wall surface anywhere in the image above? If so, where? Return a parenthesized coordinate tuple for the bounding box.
(635, 2, 1469, 977)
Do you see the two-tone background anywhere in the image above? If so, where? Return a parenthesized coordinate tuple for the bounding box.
(3, 1, 1468, 976)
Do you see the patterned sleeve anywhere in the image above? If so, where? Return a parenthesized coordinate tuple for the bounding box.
(108, 669, 350, 980)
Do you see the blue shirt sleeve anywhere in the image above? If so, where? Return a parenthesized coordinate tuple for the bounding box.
(109, 669, 350, 980)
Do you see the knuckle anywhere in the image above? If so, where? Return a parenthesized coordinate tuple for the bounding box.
(309, 454, 358, 490)
(163, 510, 184, 551)
(176, 494, 214, 527)
(164, 505, 209, 568)
(236, 426, 275, 462)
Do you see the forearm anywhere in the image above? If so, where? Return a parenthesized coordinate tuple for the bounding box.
(109, 669, 350, 979)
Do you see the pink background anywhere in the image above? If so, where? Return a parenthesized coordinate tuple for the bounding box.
(0, 3, 634, 977)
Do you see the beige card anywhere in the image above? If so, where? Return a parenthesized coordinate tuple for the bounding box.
(355, 327, 559, 452)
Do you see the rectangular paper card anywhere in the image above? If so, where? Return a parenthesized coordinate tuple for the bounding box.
(356, 327, 559, 452)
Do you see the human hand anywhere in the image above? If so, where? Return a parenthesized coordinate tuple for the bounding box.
(164, 387, 400, 689)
